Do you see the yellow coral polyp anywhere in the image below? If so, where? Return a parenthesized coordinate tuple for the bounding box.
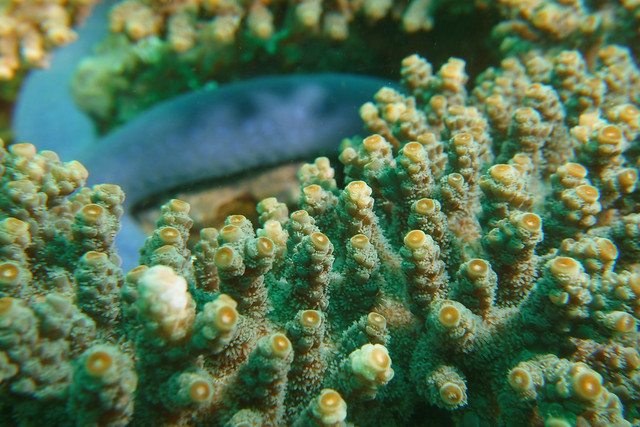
(447, 173, 464, 189)
(95, 183, 118, 194)
(189, 379, 213, 403)
(430, 95, 447, 111)
(291, 210, 312, 224)
(220, 225, 243, 243)
(606, 311, 636, 333)
(548, 256, 581, 278)
(215, 305, 238, 331)
(368, 312, 386, 329)
(597, 238, 618, 261)
(256, 237, 274, 257)
(402, 142, 426, 163)
(67, 161, 89, 182)
(575, 184, 600, 203)
(247, 3, 273, 40)
(350, 234, 370, 250)
(126, 265, 149, 284)
(3, 217, 28, 234)
(626, 273, 640, 299)
(624, 349, 640, 370)
(296, 0, 322, 27)
(571, 367, 603, 401)
(616, 313, 636, 333)
(485, 94, 503, 108)
(80, 204, 105, 223)
(211, 15, 241, 43)
(301, 309, 322, 328)
(532, 7, 554, 30)
(316, 389, 347, 423)
(258, 197, 281, 214)
(356, 108, 376, 132)
(380, 103, 401, 123)
(599, 45, 622, 61)
(228, 215, 246, 226)
(440, 59, 466, 86)
(513, 107, 537, 124)
(153, 245, 177, 257)
(168, 199, 190, 213)
(453, 133, 473, 148)
(439, 382, 465, 406)
(260, 220, 286, 250)
(346, 181, 372, 204)
(47, 26, 75, 45)
(310, 232, 330, 251)
(270, 333, 292, 358)
(82, 251, 108, 267)
(349, 344, 394, 388)
(126, 21, 147, 40)
(207, 294, 239, 334)
(508, 367, 533, 392)
(85, 350, 113, 377)
(404, 230, 426, 250)
(512, 154, 532, 174)
(597, 125, 623, 145)
(415, 198, 436, 215)
(618, 168, 638, 191)
(467, 259, 489, 279)
(468, 127, 485, 142)
(370, 346, 391, 372)
(303, 184, 322, 199)
(214, 246, 236, 269)
(617, 104, 640, 122)
(564, 162, 588, 179)
(489, 164, 517, 185)
(525, 83, 544, 98)
(438, 304, 461, 328)
(5, 180, 35, 200)
(169, 18, 195, 53)
(520, 213, 542, 233)
(0, 261, 20, 287)
(159, 227, 181, 245)
(10, 143, 37, 159)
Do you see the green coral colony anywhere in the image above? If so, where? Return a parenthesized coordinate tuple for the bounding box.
(2, 0, 640, 427)
(1, 49, 639, 425)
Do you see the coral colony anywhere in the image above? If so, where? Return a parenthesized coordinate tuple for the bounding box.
(1, 0, 640, 426)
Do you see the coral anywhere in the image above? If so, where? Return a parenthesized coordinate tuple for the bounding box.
(16, 73, 390, 270)
(0, 0, 98, 80)
(69, 0, 481, 132)
(0, 0, 100, 141)
(67, 0, 640, 133)
(3, 41, 640, 427)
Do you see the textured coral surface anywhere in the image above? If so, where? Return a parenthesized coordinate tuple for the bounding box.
(1, 45, 640, 425)
(69, 0, 640, 132)
(0, 0, 100, 140)
(2, 0, 640, 426)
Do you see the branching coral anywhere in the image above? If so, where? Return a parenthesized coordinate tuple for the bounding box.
(67, 0, 640, 134)
(1, 43, 640, 425)
(0, 0, 100, 141)
(69, 0, 481, 132)
(0, 0, 98, 80)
